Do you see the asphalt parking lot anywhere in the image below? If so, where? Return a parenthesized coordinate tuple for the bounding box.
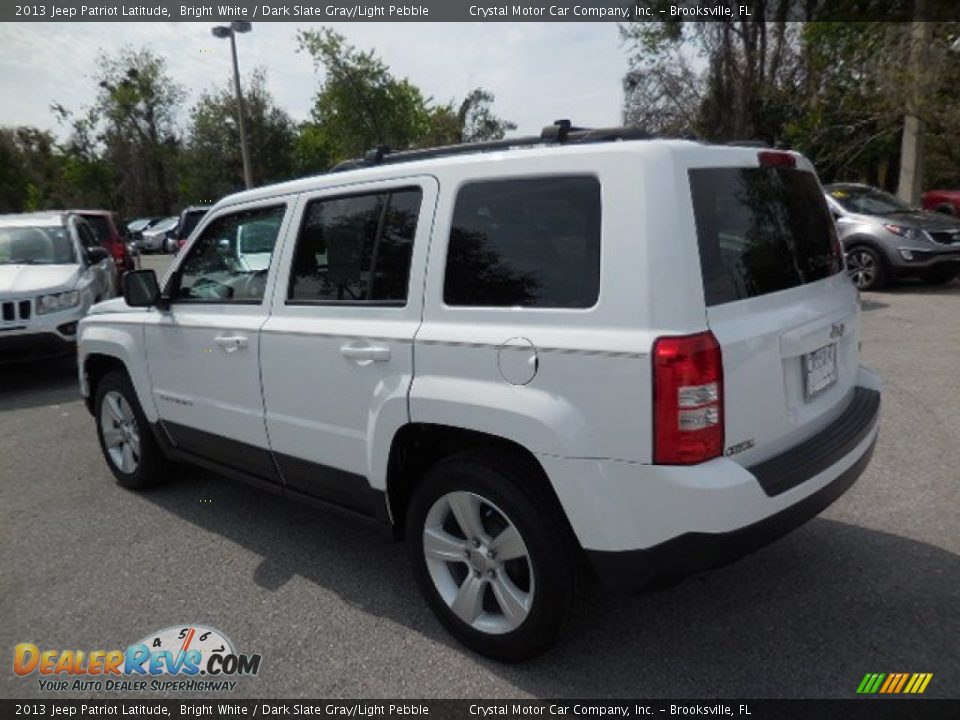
(2, 253, 958, 699)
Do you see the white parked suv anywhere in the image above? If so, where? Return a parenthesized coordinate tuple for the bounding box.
(78, 124, 881, 660)
(1, 212, 116, 363)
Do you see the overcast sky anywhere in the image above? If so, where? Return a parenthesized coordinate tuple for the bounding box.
(0, 22, 628, 139)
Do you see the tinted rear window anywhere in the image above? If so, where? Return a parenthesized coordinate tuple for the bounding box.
(180, 210, 208, 239)
(444, 176, 601, 308)
(689, 167, 842, 306)
(82, 215, 111, 245)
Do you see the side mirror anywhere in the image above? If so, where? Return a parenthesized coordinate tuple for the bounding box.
(86, 246, 111, 264)
(123, 269, 161, 308)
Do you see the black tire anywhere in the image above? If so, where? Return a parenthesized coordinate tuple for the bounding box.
(846, 245, 887, 291)
(94, 369, 170, 489)
(935, 204, 956, 216)
(407, 449, 583, 661)
(921, 268, 959, 285)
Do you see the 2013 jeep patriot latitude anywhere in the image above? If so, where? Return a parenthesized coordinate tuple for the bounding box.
(79, 126, 881, 660)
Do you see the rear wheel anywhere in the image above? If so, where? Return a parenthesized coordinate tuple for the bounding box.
(921, 268, 959, 285)
(95, 370, 170, 489)
(407, 450, 582, 661)
(847, 246, 886, 291)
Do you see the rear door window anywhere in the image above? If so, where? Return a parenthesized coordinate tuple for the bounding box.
(288, 188, 422, 305)
(689, 167, 842, 306)
(444, 176, 601, 308)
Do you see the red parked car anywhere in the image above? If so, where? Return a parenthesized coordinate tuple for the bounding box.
(923, 190, 960, 216)
(68, 210, 138, 278)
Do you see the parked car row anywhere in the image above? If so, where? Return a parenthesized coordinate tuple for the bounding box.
(825, 184, 960, 290)
(0, 202, 215, 364)
(127, 206, 210, 255)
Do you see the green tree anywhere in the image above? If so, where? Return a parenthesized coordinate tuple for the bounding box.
(621, 2, 818, 143)
(296, 29, 516, 169)
(88, 47, 185, 216)
(0, 126, 69, 212)
(786, 20, 960, 190)
(297, 28, 432, 163)
(180, 69, 296, 204)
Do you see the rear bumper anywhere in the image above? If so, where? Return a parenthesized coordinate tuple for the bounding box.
(586, 434, 875, 591)
(538, 369, 881, 591)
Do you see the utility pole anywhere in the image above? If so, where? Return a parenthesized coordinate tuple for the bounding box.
(896, 5, 930, 206)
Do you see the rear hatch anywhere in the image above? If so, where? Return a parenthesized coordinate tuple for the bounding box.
(687, 152, 859, 468)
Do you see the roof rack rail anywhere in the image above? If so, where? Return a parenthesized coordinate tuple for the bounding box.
(725, 140, 770, 148)
(329, 119, 657, 173)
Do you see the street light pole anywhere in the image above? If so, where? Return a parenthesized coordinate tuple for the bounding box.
(213, 22, 254, 190)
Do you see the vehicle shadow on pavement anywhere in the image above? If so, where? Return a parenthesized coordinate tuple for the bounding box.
(140, 467, 960, 698)
(874, 277, 960, 295)
(0, 357, 81, 412)
(859, 298, 889, 312)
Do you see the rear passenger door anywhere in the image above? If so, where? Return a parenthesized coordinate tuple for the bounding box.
(260, 178, 437, 513)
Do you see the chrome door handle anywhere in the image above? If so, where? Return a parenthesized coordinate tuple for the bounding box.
(214, 334, 249, 352)
(340, 344, 391, 362)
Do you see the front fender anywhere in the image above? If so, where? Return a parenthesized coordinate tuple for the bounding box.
(78, 319, 156, 422)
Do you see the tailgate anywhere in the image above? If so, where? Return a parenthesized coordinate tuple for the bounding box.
(687, 156, 858, 467)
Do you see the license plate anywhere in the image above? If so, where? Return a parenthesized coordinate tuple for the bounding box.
(804, 344, 838, 398)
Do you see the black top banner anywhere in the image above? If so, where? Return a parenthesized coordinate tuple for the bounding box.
(6, 0, 960, 23)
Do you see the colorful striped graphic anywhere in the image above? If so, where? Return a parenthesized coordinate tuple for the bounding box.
(856, 672, 933, 694)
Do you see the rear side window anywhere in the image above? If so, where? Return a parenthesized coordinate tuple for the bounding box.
(82, 215, 111, 245)
(444, 176, 601, 308)
(288, 188, 422, 305)
(180, 210, 207, 239)
(689, 167, 842, 306)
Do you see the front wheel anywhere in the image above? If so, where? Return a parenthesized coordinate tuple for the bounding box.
(407, 451, 582, 661)
(95, 370, 170, 489)
(847, 246, 886, 291)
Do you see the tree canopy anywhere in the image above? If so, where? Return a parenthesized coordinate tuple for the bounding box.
(0, 36, 516, 217)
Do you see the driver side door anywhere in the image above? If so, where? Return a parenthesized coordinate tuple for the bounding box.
(144, 201, 290, 484)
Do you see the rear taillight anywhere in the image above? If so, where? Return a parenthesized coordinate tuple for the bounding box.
(653, 331, 724, 465)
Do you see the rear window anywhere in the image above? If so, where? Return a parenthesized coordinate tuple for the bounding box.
(82, 215, 111, 245)
(444, 176, 601, 308)
(180, 210, 208, 239)
(689, 167, 842, 306)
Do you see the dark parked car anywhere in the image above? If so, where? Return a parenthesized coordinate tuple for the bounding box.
(64, 210, 138, 278)
(174, 205, 211, 251)
(923, 190, 960, 216)
(824, 183, 960, 290)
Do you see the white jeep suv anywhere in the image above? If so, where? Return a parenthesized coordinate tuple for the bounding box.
(78, 124, 881, 660)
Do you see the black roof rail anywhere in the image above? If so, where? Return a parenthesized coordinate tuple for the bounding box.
(725, 140, 770, 148)
(329, 120, 658, 173)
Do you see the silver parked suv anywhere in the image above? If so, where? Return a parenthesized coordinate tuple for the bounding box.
(824, 183, 960, 290)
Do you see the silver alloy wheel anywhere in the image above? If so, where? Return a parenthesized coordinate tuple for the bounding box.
(423, 491, 534, 635)
(847, 249, 876, 290)
(100, 391, 141, 474)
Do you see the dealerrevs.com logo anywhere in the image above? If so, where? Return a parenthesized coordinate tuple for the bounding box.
(13, 625, 261, 693)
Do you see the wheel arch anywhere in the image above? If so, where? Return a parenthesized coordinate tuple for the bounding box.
(383, 423, 577, 546)
(934, 203, 957, 216)
(80, 325, 157, 422)
(843, 235, 894, 269)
